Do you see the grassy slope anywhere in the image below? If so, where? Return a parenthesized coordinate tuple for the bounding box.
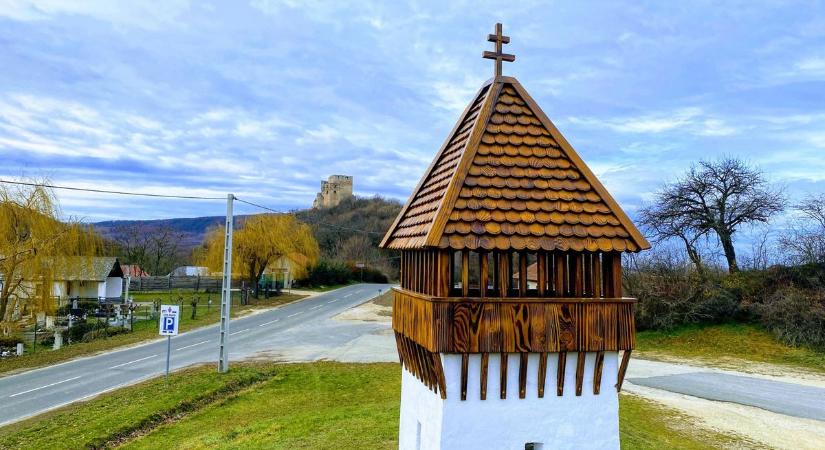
(0, 293, 305, 376)
(0, 362, 750, 450)
(637, 322, 825, 374)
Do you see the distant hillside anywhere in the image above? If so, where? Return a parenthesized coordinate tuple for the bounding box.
(94, 196, 403, 274)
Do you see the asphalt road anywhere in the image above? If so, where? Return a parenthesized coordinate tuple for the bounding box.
(629, 371, 825, 421)
(0, 283, 391, 427)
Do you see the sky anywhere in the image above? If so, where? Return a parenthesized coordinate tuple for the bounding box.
(1, 0, 824, 227)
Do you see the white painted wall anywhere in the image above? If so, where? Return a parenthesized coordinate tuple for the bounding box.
(104, 277, 122, 298)
(399, 352, 620, 450)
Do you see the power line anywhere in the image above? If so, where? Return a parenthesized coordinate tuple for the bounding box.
(0, 179, 225, 200)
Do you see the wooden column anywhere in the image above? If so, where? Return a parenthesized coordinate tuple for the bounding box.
(554, 253, 565, 297)
(461, 250, 470, 297)
(498, 252, 510, 297)
(518, 251, 528, 296)
(536, 252, 546, 297)
(573, 254, 583, 297)
(479, 252, 489, 298)
(437, 250, 450, 297)
(592, 253, 602, 299)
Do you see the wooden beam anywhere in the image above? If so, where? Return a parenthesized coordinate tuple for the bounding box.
(460, 353, 469, 401)
(612, 253, 623, 298)
(573, 254, 583, 297)
(519, 252, 528, 296)
(617, 350, 632, 392)
(438, 250, 450, 297)
(575, 351, 586, 396)
(480, 352, 489, 400)
(554, 253, 565, 297)
(536, 252, 546, 296)
(592, 253, 602, 299)
(519, 353, 528, 399)
(479, 252, 489, 298)
(498, 252, 510, 297)
(500, 353, 508, 399)
(537, 352, 548, 398)
(556, 351, 567, 396)
(461, 250, 470, 297)
(593, 351, 604, 395)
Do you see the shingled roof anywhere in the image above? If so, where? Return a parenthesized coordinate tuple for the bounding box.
(380, 76, 650, 253)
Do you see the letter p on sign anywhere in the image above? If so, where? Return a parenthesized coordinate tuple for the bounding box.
(159, 305, 180, 336)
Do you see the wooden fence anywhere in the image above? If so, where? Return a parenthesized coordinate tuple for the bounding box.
(124, 276, 242, 292)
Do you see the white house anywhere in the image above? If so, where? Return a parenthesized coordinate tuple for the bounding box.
(51, 257, 124, 300)
(169, 266, 209, 277)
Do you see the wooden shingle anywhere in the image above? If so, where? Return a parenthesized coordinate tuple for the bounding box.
(381, 77, 650, 252)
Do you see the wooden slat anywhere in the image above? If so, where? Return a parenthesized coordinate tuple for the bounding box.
(500, 353, 508, 399)
(537, 352, 548, 398)
(554, 253, 565, 297)
(480, 352, 489, 400)
(438, 250, 450, 297)
(593, 351, 604, 395)
(557, 351, 567, 396)
(573, 254, 583, 297)
(461, 250, 470, 297)
(575, 351, 586, 396)
(460, 353, 469, 400)
(518, 352, 528, 399)
(519, 252, 528, 296)
(612, 252, 622, 298)
(593, 253, 602, 299)
(617, 350, 632, 392)
(479, 252, 489, 298)
(498, 252, 510, 297)
(537, 252, 546, 296)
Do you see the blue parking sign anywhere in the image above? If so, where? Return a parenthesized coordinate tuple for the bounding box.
(159, 305, 180, 336)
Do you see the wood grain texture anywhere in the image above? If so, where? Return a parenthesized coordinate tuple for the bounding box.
(575, 351, 586, 396)
(500, 352, 508, 399)
(519, 352, 528, 399)
(557, 351, 567, 396)
(537, 352, 548, 398)
(461, 353, 469, 401)
(593, 350, 604, 395)
(480, 352, 489, 400)
(616, 349, 632, 393)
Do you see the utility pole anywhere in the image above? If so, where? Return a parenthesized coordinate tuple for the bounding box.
(218, 193, 235, 373)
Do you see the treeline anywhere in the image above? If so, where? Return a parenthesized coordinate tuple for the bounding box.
(628, 157, 825, 349)
(295, 196, 401, 285)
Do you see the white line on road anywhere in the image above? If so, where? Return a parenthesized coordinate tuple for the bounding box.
(230, 329, 249, 336)
(176, 340, 209, 351)
(310, 304, 323, 310)
(9, 376, 82, 398)
(258, 319, 280, 327)
(108, 355, 158, 370)
(287, 312, 302, 318)
(344, 293, 353, 298)
(328, 299, 338, 303)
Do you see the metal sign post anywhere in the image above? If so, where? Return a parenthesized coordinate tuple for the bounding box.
(218, 194, 235, 373)
(159, 304, 180, 381)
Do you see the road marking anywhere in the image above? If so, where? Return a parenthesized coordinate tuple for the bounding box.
(344, 293, 353, 298)
(230, 329, 249, 336)
(328, 299, 338, 303)
(310, 304, 323, 310)
(176, 340, 209, 351)
(9, 376, 82, 398)
(258, 319, 279, 327)
(287, 312, 302, 318)
(108, 355, 158, 369)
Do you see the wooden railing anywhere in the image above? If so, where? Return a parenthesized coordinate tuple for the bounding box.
(391, 287, 636, 353)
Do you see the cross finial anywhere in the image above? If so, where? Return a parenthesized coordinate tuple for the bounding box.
(482, 22, 515, 79)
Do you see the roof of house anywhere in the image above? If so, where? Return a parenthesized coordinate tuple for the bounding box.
(53, 257, 123, 282)
(380, 76, 650, 253)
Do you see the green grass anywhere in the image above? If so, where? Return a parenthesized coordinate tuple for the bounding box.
(0, 362, 753, 450)
(0, 293, 305, 377)
(637, 322, 825, 374)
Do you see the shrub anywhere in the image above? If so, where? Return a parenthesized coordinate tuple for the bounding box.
(0, 336, 24, 348)
(68, 322, 97, 342)
(756, 287, 825, 349)
(80, 326, 128, 343)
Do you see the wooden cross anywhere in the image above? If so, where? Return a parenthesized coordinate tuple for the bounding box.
(483, 23, 515, 78)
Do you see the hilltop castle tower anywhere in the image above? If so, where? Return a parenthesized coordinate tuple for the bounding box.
(380, 24, 649, 450)
(312, 175, 353, 208)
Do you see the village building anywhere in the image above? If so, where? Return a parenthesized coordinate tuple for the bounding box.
(51, 257, 124, 301)
(312, 175, 353, 208)
(380, 24, 650, 450)
(169, 266, 209, 277)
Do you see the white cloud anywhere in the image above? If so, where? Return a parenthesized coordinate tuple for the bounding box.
(0, 0, 191, 29)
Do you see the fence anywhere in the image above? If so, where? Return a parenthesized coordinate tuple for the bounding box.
(125, 276, 237, 292)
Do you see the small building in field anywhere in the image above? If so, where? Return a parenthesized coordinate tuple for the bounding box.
(121, 264, 149, 278)
(169, 266, 210, 277)
(52, 257, 124, 300)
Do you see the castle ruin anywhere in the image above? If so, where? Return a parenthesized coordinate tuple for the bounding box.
(312, 175, 353, 208)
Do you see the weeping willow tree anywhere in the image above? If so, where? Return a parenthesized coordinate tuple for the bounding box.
(200, 214, 319, 297)
(0, 182, 99, 335)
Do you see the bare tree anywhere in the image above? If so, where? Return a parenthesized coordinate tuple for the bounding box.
(114, 224, 184, 275)
(639, 203, 707, 274)
(649, 158, 784, 273)
(779, 194, 825, 264)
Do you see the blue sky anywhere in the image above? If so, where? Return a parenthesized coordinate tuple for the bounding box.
(1, 0, 824, 226)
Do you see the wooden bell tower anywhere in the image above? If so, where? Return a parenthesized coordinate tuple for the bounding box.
(380, 23, 650, 450)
